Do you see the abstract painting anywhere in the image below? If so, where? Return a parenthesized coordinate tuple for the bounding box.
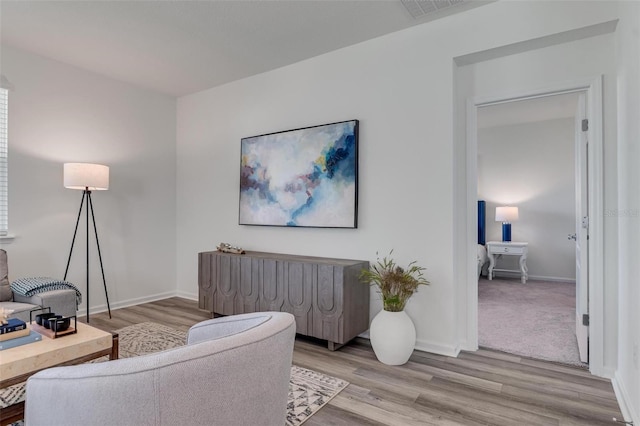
(240, 120, 358, 228)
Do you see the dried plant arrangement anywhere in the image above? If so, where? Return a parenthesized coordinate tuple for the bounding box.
(360, 250, 429, 312)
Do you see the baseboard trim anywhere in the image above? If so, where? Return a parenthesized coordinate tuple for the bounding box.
(415, 338, 460, 357)
(528, 275, 576, 283)
(79, 293, 464, 361)
(76, 291, 178, 318)
(598, 365, 616, 379)
(354, 333, 460, 358)
(490, 271, 576, 283)
(176, 290, 198, 301)
(612, 371, 638, 424)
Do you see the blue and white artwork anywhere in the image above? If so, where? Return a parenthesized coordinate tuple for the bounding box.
(240, 120, 358, 228)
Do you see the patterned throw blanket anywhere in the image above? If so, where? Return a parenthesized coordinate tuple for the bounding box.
(10, 277, 82, 305)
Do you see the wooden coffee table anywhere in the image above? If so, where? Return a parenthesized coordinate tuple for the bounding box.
(0, 322, 118, 425)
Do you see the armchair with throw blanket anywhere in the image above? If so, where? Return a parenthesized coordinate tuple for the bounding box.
(25, 311, 296, 426)
(0, 249, 79, 322)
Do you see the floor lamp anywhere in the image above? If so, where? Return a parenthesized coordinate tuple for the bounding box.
(63, 163, 112, 323)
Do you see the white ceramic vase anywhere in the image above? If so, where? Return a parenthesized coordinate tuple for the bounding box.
(369, 309, 416, 365)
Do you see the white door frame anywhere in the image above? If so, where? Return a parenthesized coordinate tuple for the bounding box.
(464, 76, 605, 376)
(574, 93, 589, 363)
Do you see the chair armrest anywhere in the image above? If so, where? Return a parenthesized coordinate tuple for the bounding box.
(13, 289, 77, 318)
(187, 313, 273, 345)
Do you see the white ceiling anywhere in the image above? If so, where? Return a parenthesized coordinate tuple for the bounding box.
(0, 0, 489, 97)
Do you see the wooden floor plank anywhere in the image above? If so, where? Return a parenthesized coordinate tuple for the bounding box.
(415, 383, 560, 426)
(501, 384, 622, 424)
(461, 349, 595, 380)
(414, 353, 617, 400)
(302, 403, 387, 426)
(331, 388, 471, 426)
(83, 297, 625, 425)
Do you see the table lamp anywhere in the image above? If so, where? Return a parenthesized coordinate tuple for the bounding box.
(495, 206, 519, 242)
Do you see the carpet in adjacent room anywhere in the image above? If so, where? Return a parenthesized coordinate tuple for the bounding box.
(478, 277, 587, 367)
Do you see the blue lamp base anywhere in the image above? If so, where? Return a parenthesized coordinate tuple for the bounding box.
(502, 223, 512, 242)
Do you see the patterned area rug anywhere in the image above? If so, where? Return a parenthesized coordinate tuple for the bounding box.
(1, 322, 348, 426)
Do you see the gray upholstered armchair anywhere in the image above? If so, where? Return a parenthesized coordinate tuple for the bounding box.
(0, 249, 77, 322)
(25, 311, 296, 426)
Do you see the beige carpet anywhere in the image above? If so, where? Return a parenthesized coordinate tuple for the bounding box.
(1, 322, 349, 426)
(478, 277, 587, 367)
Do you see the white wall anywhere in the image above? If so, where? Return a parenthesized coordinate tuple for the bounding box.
(176, 0, 620, 357)
(614, 1, 640, 423)
(0, 46, 177, 315)
(478, 118, 576, 281)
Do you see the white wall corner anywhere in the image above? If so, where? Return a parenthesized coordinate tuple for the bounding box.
(176, 290, 198, 301)
(612, 371, 639, 425)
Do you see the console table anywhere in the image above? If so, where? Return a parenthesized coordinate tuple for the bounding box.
(487, 241, 529, 284)
(198, 250, 370, 350)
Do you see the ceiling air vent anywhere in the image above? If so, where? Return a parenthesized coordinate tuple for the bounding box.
(400, 0, 469, 19)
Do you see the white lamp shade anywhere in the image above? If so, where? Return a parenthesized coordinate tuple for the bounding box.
(495, 206, 519, 222)
(64, 163, 109, 190)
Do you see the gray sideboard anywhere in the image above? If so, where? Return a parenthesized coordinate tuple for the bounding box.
(198, 250, 370, 350)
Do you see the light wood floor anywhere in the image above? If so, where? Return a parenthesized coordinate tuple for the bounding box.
(85, 298, 623, 426)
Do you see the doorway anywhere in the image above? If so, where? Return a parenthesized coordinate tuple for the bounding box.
(462, 77, 605, 376)
(475, 92, 587, 366)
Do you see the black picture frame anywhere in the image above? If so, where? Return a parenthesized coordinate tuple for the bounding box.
(239, 119, 358, 228)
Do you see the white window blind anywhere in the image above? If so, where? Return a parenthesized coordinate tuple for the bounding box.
(0, 88, 7, 236)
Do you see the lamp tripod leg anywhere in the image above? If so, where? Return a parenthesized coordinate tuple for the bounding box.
(86, 189, 90, 322)
(88, 193, 112, 319)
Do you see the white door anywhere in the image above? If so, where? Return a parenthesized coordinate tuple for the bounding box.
(574, 93, 589, 363)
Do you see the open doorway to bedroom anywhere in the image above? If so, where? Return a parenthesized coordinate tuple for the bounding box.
(475, 92, 588, 367)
